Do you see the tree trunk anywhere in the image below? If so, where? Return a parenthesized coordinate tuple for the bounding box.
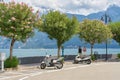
(57, 45, 61, 58)
(10, 39, 16, 60)
(90, 44, 94, 56)
(57, 40, 61, 58)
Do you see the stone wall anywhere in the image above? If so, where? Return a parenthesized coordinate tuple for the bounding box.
(18, 55, 76, 64)
(19, 56, 45, 64)
(18, 54, 117, 64)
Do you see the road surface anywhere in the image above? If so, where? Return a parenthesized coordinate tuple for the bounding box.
(0, 62, 120, 80)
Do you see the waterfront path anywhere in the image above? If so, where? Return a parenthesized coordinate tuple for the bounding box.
(0, 62, 120, 80)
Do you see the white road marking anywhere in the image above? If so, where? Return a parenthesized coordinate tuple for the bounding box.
(78, 65, 90, 67)
(7, 71, 28, 75)
(1, 63, 109, 80)
(30, 72, 42, 76)
(0, 75, 26, 80)
(46, 69, 61, 73)
(19, 76, 28, 80)
(93, 62, 108, 66)
(64, 66, 77, 70)
(0, 71, 41, 80)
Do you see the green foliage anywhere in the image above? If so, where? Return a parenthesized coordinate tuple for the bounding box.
(59, 57, 64, 63)
(109, 22, 120, 44)
(91, 54, 96, 61)
(117, 53, 120, 59)
(79, 19, 112, 55)
(39, 10, 79, 57)
(79, 19, 112, 44)
(0, 2, 38, 41)
(0, 2, 39, 59)
(4, 56, 19, 68)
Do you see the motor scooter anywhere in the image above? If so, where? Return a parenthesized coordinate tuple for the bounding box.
(73, 55, 91, 64)
(40, 55, 63, 69)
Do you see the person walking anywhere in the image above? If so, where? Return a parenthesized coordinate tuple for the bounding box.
(82, 46, 86, 57)
(78, 46, 82, 57)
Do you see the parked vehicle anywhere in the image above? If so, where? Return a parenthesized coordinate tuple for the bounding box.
(40, 55, 63, 69)
(73, 55, 91, 64)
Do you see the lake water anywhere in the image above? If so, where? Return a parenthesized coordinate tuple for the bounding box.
(0, 48, 120, 58)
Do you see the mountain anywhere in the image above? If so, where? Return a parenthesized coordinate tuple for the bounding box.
(0, 5, 120, 49)
(68, 4, 120, 22)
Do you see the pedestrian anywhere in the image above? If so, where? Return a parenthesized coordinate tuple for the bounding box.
(78, 46, 82, 57)
(82, 46, 86, 57)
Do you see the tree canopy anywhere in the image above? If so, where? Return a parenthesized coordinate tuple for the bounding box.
(79, 19, 112, 55)
(0, 2, 39, 59)
(109, 22, 120, 44)
(39, 10, 79, 57)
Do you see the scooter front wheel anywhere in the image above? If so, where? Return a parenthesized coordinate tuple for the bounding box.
(86, 59, 91, 64)
(40, 63, 46, 69)
(55, 62, 63, 69)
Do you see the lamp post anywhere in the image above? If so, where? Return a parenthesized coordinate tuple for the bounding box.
(101, 13, 111, 61)
(61, 46, 64, 57)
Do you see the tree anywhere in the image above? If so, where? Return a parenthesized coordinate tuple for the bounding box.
(39, 11, 79, 57)
(78, 19, 112, 55)
(0, 2, 39, 59)
(109, 22, 120, 44)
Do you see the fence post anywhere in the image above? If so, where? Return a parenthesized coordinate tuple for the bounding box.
(0, 53, 6, 72)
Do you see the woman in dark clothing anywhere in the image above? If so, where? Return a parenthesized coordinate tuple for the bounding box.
(78, 46, 82, 56)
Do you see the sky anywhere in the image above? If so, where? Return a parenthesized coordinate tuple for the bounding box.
(4, 0, 120, 15)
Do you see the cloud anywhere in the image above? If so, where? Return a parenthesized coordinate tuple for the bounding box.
(7, 0, 120, 15)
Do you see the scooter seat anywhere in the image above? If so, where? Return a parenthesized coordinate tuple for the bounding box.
(81, 57, 85, 59)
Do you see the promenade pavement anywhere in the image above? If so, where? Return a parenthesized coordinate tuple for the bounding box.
(0, 61, 120, 80)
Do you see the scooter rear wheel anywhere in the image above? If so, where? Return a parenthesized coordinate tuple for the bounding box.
(40, 63, 46, 69)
